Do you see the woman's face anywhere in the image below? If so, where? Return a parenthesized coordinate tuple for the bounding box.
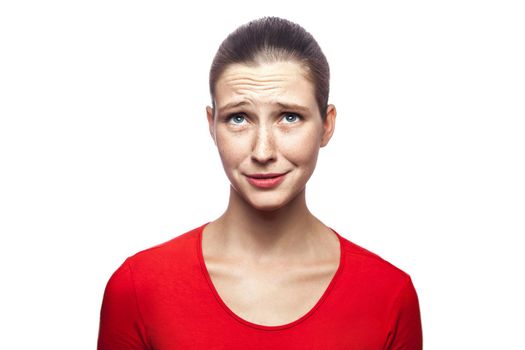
(206, 60, 336, 211)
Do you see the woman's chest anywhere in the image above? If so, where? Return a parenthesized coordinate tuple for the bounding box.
(205, 258, 340, 327)
(141, 258, 390, 350)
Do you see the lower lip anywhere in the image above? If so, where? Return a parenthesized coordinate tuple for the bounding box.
(246, 174, 287, 188)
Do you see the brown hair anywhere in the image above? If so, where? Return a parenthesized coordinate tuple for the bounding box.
(209, 16, 330, 120)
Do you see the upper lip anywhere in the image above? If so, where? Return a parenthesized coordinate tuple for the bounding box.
(245, 172, 287, 179)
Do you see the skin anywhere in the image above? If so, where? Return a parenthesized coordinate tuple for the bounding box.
(203, 60, 340, 325)
(205, 60, 337, 263)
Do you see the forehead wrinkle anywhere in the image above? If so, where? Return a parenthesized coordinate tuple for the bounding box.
(224, 73, 289, 82)
(222, 72, 301, 85)
(216, 63, 317, 113)
(219, 61, 311, 88)
(218, 85, 315, 110)
(222, 78, 290, 89)
(223, 79, 294, 97)
(221, 77, 299, 95)
(234, 85, 285, 93)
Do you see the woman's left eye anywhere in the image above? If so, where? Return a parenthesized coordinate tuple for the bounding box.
(282, 113, 301, 123)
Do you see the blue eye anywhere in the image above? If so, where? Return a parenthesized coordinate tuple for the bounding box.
(282, 113, 301, 123)
(228, 114, 246, 125)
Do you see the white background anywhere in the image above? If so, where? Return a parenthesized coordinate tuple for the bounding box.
(1, 0, 524, 348)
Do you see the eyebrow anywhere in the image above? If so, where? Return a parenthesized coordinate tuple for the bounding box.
(217, 101, 249, 114)
(217, 101, 310, 114)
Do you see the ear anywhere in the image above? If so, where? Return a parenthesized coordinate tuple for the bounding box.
(206, 105, 216, 145)
(320, 104, 336, 147)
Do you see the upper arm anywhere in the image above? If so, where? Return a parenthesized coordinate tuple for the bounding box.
(97, 259, 150, 350)
(384, 276, 423, 350)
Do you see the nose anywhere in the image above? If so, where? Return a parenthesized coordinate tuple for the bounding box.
(251, 125, 276, 164)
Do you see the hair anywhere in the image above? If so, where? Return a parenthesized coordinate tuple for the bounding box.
(209, 16, 330, 120)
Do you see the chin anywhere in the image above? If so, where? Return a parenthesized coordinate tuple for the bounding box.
(249, 200, 287, 212)
(241, 193, 283, 211)
(233, 186, 289, 212)
(247, 188, 305, 212)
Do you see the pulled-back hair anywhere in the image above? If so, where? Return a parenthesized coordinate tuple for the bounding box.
(209, 16, 330, 120)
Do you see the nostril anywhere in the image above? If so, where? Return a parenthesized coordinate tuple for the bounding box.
(252, 134, 275, 160)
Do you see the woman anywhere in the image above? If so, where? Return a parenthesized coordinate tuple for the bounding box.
(98, 16, 423, 349)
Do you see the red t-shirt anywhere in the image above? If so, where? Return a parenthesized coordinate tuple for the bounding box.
(98, 222, 423, 349)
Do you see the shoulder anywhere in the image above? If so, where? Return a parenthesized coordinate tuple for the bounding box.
(344, 237, 408, 273)
(113, 223, 207, 278)
(337, 233, 413, 292)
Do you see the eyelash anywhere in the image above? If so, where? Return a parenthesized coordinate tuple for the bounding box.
(225, 112, 303, 125)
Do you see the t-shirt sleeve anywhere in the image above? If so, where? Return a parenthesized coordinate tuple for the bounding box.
(384, 275, 423, 350)
(97, 258, 150, 350)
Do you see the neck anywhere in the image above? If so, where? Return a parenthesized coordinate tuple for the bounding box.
(210, 185, 327, 265)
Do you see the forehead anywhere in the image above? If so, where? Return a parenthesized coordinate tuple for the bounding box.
(215, 61, 316, 110)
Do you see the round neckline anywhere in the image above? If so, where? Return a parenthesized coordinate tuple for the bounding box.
(196, 221, 346, 331)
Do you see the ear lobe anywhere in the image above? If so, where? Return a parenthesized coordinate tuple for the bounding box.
(206, 106, 216, 145)
(320, 104, 336, 147)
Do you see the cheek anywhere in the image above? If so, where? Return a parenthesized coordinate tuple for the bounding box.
(280, 128, 321, 164)
(214, 125, 322, 168)
(215, 132, 249, 166)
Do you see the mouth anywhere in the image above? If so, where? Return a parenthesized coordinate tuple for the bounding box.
(244, 172, 289, 188)
(245, 172, 288, 179)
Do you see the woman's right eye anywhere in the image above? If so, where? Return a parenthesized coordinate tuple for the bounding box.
(227, 114, 246, 125)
